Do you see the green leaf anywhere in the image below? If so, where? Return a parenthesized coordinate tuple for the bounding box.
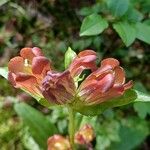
(0, 0, 9, 7)
(78, 3, 101, 16)
(64, 47, 77, 69)
(124, 7, 143, 22)
(144, 19, 150, 25)
(110, 117, 149, 150)
(74, 89, 137, 116)
(14, 103, 58, 149)
(22, 128, 40, 150)
(80, 14, 108, 36)
(0, 67, 8, 79)
(134, 102, 150, 119)
(133, 82, 150, 119)
(136, 22, 150, 44)
(95, 119, 120, 150)
(92, 36, 102, 50)
(106, 0, 129, 17)
(134, 90, 150, 102)
(113, 21, 136, 46)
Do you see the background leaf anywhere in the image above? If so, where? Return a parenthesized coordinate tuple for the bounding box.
(78, 3, 101, 16)
(134, 82, 150, 119)
(134, 102, 150, 119)
(80, 13, 108, 36)
(134, 90, 150, 118)
(14, 103, 58, 149)
(113, 21, 136, 46)
(110, 117, 149, 150)
(123, 7, 143, 22)
(134, 90, 150, 102)
(0, 0, 9, 7)
(0, 67, 8, 79)
(106, 0, 129, 17)
(136, 22, 150, 44)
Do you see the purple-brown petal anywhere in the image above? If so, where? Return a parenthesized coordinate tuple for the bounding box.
(80, 67, 113, 89)
(8, 56, 24, 73)
(86, 85, 124, 105)
(69, 50, 97, 77)
(8, 72, 17, 87)
(41, 88, 59, 104)
(95, 73, 115, 92)
(15, 73, 42, 96)
(42, 71, 76, 104)
(80, 73, 115, 102)
(123, 80, 133, 90)
(32, 56, 51, 76)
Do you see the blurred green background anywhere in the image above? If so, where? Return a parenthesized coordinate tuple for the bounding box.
(0, 0, 150, 150)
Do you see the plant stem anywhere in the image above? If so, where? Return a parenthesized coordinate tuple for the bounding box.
(68, 107, 75, 150)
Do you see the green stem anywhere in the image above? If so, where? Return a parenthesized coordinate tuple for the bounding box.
(68, 107, 75, 150)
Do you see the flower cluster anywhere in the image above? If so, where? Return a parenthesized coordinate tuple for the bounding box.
(8, 47, 132, 106)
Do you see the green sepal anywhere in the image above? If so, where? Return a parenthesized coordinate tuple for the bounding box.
(64, 47, 77, 69)
(73, 89, 150, 116)
(73, 89, 137, 116)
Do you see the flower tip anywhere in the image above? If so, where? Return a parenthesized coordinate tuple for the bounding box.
(78, 50, 96, 57)
(8, 56, 24, 73)
(47, 135, 71, 150)
(75, 124, 95, 145)
(32, 47, 43, 56)
(32, 56, 51, 75)
(20, 47, 43, 60)
(101, 58, 120, 68)
(124, 80, 133, 90)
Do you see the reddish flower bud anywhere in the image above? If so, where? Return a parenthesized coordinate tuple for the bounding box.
(75, 124, 95, 145)
(47, 135, 71, 150)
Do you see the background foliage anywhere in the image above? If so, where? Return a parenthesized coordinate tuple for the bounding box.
(0, 0, 150, 149)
